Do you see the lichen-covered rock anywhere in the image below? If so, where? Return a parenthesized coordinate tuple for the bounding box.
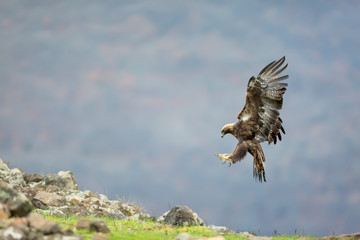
(162, 206, 203, 227)
(0, 182, 33, 217)
(0, 159, 150, 240)
(0, 158, 10, 172)
(58, 171, 78, 191)
(2, 168, 26, 187)
(44, 174, 66, 189)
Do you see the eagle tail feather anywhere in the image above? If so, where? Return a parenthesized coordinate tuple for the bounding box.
(248, 141, 267, 183)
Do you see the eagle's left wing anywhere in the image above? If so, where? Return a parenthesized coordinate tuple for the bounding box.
(238, 56, 288, 144)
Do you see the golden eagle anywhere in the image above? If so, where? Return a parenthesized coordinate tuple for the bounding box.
(217, 56, 289, 182)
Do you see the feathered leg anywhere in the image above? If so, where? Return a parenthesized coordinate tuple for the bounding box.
(217, 141, 248, 166)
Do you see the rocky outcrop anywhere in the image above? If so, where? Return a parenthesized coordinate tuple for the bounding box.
(0, 158, 148, 239)
(0, 158, 148, 220)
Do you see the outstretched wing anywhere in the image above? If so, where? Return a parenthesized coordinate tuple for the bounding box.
(238, 56, 288, 144)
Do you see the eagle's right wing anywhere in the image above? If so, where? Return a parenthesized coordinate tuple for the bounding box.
(238, 57, 288, 144)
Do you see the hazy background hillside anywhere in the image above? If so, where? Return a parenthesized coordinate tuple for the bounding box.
(1, 1, 359, 237)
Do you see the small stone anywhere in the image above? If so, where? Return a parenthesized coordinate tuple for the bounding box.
(33, 184, 46, 191)
(98, 194, 109, 203)
(3, 226, 26, 240)
(0, 202, 10, 220)
(93, 232, 111, 240)
(207, 225, 228, 232)
(45, 185, 60, 193)
(200, 237, 226, 240)
(19, 187, 37, 200)
(0, 181, 33, 217)
(121, 203, 137, 216)
(28, 212, 61, 234)
(31, 198, 47, 209)
(248, 237, 273, 240)
(58, 171, 78, 191)
(89, 220, 111, 234)
(28, 212, 47, 229)
(239, 232, 256, 238)
(174, 232, 192, 240)
(75, 219, 91, 230)
(83, 190, 93, 198)
(23, 173, 44, 184)
(42, 220, 62, 234)
(62, 236, 83, 240)
(33, 191, 66, 207)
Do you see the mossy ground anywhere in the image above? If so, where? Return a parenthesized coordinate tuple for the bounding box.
(43, 214, 315, 240)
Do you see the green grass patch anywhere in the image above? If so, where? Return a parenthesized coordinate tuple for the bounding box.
(43, 214, 315, 240)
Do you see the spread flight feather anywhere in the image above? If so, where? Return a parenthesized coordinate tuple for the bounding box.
(217, 56, 289, 182)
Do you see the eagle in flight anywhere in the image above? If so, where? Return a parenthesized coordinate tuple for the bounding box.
(217, 56, 289, 182)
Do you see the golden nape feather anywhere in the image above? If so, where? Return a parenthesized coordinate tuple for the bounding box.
(217, 56, 289, 182)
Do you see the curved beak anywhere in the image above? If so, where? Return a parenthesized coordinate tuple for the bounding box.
(221, 132, 224, 138)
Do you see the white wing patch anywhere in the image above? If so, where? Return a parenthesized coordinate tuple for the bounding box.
(241, 113, 251, 121)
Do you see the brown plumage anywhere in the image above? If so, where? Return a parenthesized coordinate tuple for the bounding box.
(217, 56, 289, 182)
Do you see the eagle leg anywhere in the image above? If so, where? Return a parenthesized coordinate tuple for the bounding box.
(216, 153, 232, 166)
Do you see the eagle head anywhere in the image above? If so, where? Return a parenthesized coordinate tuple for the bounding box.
(221, 123, 235, 138)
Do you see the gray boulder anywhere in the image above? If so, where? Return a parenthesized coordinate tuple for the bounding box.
(163, 206, 203, 226)
(44, 173, 66, 189)
(89, 220, 111, 234)
(0, 181, 33, 217)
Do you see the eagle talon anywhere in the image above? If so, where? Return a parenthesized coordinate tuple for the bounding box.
(217, 153, 232, 166)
